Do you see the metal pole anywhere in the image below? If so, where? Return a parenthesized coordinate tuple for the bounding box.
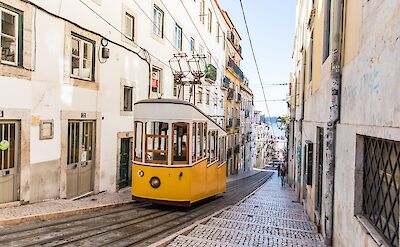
(325, 0, 343, 245)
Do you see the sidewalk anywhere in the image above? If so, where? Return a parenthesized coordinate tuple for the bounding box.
(158, 173, 325, 247)
(0, 188, 132, 226)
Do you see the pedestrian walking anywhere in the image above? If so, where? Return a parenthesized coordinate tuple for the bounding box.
(280, 164, 287, 187)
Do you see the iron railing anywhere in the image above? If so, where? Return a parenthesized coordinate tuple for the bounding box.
(227, 57, 244, 81)
(363, 136, 399, 247)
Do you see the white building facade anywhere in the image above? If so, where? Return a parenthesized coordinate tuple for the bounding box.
(0, 0, 228, 204)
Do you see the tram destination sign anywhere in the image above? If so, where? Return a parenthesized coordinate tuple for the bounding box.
(0, 110, 3, 118)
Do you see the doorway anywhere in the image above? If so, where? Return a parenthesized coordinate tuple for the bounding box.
(66, 121, 95, 198)
(119, 137, 132, 189)
(316, 127, 324, 217)
(0, 121, 20, 204)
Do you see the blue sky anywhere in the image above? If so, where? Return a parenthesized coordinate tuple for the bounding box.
(218, 0, 296, 117)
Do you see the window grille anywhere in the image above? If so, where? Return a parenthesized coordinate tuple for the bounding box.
(363, 136, 399, 247)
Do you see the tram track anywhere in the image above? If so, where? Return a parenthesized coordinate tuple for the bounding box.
(0, 171, 273, 247)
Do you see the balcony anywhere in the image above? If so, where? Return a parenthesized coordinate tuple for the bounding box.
(226, 118, 233, 129)
(227, 57, 244, 81)
(227, 88, 234, 100)
(222, 76, 231, 89)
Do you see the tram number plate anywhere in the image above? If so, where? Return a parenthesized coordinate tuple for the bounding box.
(81, 113, 87, 118)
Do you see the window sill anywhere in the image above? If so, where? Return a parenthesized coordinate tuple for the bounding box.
(120, 111, 134, 116)
(0, 63, 31, 80)
(151, 32, 165, 45)
(67, 77, 99, 90)
(355, 215, 391, 247)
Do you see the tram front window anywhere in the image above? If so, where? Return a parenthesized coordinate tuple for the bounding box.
(173, 123, 188, 164)
(145, 122, 168, 164)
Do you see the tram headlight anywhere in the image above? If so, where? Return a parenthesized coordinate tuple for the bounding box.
(150, 176, 161, 188)
(138, 170, 144, 177)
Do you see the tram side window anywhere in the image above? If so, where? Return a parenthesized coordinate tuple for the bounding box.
(192, 123, 196, 162)
(145, 122, 168, 164)
(203, 123, 207, 158)
(197, 123, 203, 159)
(208, 131, 217, 162)
(134, 122, 143, 161)
(219, 136, 226, 163)
(173, 123, 189, 163)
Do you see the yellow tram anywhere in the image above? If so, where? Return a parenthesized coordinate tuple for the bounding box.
(132, 99, 227, 206)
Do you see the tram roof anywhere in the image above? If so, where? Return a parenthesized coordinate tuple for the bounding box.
(134, 99, 226, 133)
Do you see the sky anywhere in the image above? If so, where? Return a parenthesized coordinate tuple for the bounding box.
(218, 0, 296, 117)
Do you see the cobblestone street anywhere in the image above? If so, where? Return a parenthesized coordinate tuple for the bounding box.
(166, 173, 324, 246)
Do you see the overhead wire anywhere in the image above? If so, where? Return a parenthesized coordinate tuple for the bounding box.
(238, 0, 275, 135)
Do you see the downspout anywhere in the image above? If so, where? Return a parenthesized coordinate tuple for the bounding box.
(297, 50, 306, 202)
(325, 0, 343, 245)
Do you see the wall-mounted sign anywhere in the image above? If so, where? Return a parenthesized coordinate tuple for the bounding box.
(0, 140, 10, 151)
(0, 110, 3, 118)
(81, 113, 87, 118)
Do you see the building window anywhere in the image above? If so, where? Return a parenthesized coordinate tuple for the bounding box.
(216, 22, 220, 43)
(190, 37, 195, 53)
(197, 87, 203, 103)
(208, 9, 212, 33)
(151, 67, 161, 93)
(199, 44, 204, 56)
(206, 90, 210, 105)
(362, 136, 399, 247)
(174, 24, 183, 50)
(222, 32, 225, 49)
(124, 13, 135, 41)
(322, 0, 331, 62)
(153, 5, 164, 37)
(145, 122, 168, 164)
(200, 0, 205, 24)
(0, 6, 20, 66)
(123, 86, 133, 111)
(173, 123, 189, 164)
(71, 34, 95, 81)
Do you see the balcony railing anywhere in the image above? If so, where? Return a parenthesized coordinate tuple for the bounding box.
(222, 76, 231, 89)
(227, 57, 244, 81)
(227, 88, 234, 100)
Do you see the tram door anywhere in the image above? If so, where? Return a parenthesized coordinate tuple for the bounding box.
(0, 121, 19, 204)
(119, 138, 132, 189)
(67, 121, 95, 198)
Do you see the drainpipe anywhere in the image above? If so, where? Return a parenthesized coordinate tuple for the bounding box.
(325, 0, 343, 245)
(295, 50, 306, 202)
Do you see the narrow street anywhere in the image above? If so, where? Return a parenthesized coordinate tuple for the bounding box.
(165, 173, 324, 246)
(0, 172, 273, 247)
